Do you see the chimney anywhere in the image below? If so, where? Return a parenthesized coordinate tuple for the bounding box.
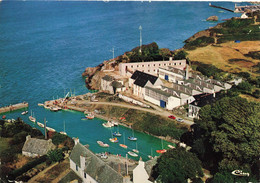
(213, 92, 216, 98)
(169, 57, 173, 61)
(185, 65, 189, 80)
(80, 154, 86, 170)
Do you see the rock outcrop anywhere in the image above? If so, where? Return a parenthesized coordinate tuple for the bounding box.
(206, 16, 218, 21)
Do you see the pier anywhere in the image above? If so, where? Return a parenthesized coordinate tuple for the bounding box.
(0, 102, 28, 114)
(209, 3, 234, 13)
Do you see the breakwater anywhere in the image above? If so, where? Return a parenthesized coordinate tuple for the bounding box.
(0, 102, 28, 114)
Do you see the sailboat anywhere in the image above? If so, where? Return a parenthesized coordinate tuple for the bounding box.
(37, 122, 44, 128)
(119, 133, 127, 149)
(109, 129, 118, 143)
(113, 125, 122, 137)
(29, 110, 36, 123)
(128, 128, 137, 141)
(60, 121, 67, 135)
(133, 142, 139, 153)
(156, 139, 167, 154)
(148, 148, 153, 159)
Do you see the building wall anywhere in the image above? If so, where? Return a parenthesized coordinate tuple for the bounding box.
(159, 68, 184, 83)
(70, 159, 98, 183)
(22, 151, 39, 158)
(133, 161, 152, 183)
(101, 79, 114, 94)
(188, 104, 201, 118)
(119, 59, 186, 76)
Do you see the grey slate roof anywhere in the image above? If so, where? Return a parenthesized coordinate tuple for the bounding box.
(132, 70, 158, 87)
(22, 135, 55, 156)
(145, 157, 158, 176)
(145, 86, 172, 98)
(70, 143, 124, 183)
(102, 75, 114, 81)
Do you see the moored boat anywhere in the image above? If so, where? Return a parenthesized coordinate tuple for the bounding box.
(128, 151, 138, 157)
(109, 137, 118, 143)
(128, 136, 137, 141)
(86, 114, 94, 119)
(133, 149, 139, 153)
(38, 103, 44, 106)
(46, 127, 56, 132)
(102, 121, 114, 128)
(60, 131, 67, 135)
(156, 149, 167, 154)
(119, 144, 128, 149)
(29, 110, 36, 123)
(97, 141, 109, 147)
(168, 144, 175, 149)
(50, 107, 59, 112)
(112, 132, 122, 137)
(2, 115, 6, 119)
(37, 122, 44, 128)
(112, 121, 118, 126)
(148, 155, 153, 159)
(21, 111, 28, 115)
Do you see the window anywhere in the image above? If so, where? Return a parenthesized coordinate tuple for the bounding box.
(148, 70, 150, 72)
(180, 62, 181, 65)
(154, 64, 155, 66)
(169, 63, 171, 65)
(164, 64, 166, 66)
(159, 64, 161, 66)
(131, 65, 133, 68)
(137, 65, 139, 67)
(174, 63, 176, 65)
(142, 65, 144, 67)
(154, 69, 155, 72)
(84, 173, 87, 178)
(76, 165, 78, 171)
(148, 64, 150, 67)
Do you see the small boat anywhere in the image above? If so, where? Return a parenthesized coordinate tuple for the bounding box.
(109, 137, 118, 143)
(81, 117, 88, 120)
(46, 127, 56, 132)
(156, 149, 167, 154)
(38, 103, 44, 106)
(168, 145, 175, 149)
(97, 141, 109, 147)
(119, 144, 128, 149)
(128, 151, 138, 157)
(29, 111, 36, 123)
(128, 136, 137, 141)
(148, 155, 153, 159)
(112, 121, 118, 126)
(50, 107, 59, 112)
(231, 170, 250, 177)
(86, 114, 94, 119)
(119, 133, 127, 149)
(133, 142, 139, 153)
(60, 121, 67, 135)
(44, 105, 51, 109)
(2, 115, 6, 119)
(21, 111, 28, 115)
(112, 132, 122, 137)
(37, 122, 44, 128)
(102, 121, 114, 128)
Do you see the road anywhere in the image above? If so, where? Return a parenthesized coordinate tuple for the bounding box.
(89, 101, 194, 126)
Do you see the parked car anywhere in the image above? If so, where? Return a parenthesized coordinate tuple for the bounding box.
(177, 118, 184, 122)
(168, 115, 176, 119)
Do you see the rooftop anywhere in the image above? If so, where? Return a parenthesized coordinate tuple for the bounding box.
(132, 70, 159, 87)
(190, 92, 221, 107)
(102, 75, 114, 82)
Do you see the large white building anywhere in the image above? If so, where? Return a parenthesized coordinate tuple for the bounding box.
(129, 70, 163, 99)
(119, 58, 186, 76)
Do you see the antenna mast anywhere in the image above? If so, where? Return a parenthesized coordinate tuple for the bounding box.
(139, 25, 142, 53)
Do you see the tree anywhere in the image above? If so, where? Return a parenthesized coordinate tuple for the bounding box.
(236, 81, 252, 92)
(174, 50, 188, 60)
(152, 148, 203, 183)
(195, 97, 260, 172)
(47, 149, 64, 162)
(159, 48, 171, 61)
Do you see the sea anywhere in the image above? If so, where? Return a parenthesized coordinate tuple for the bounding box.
(0, 1, 244, 160)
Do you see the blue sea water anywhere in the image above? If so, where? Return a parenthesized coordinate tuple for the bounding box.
(0, 1, 242, 160)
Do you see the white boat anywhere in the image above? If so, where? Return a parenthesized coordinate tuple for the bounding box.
(60, 121, 67, 135)
(128, 151, 138, 157)
(112, 121, 118, 126)
(38, 103, 44, 106)
(128, 129, 137, 141)
(109, 137, 118, 143)
(46, 127, 56, 132)
(44, 105, 51, 109)
(21, 111, 28, 115)
(37, 122, 44, 128)
(133, 142, 139, 153)
(29, 111, 36, 123)
(168, 145, 175, 149)
(97, 141, 109, 147)
(102, 121, 114, 128)
(86, 114, 94, 119)
(50, 107, 59, 112)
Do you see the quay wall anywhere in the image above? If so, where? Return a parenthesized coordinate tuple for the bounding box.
(0, 102, 28, 114)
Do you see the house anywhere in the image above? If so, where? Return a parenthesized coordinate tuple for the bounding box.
(188, 92, 221, 118)
(70, 139, 131, 183)
(158, 66, 187, 82)
(133, 157, 157, 183)
(22, 135, 56, 157)
(144, 86, 195, 110)
(129, 70, 163, 99)
(119, 58, 186, 76)
(101, 75, 126, 94)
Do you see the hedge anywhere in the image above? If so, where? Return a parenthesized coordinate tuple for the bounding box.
(8, 155, 47, 180)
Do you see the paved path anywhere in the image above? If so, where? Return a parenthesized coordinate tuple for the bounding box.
(89, 101, 194, 126)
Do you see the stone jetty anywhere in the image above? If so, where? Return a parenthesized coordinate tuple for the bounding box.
(0, 102, 28, 114)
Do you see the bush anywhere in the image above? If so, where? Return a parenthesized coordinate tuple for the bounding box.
(52, 133, 67, 145)
(8, 155, 47, 180)
(184, 36, 215, 50)
(252, 90, 260, 98)
(236, 81, 252, 93)
(174, 50, 188, 60)
(196, 63, 223, 79)
(47, 149, 64, 163)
